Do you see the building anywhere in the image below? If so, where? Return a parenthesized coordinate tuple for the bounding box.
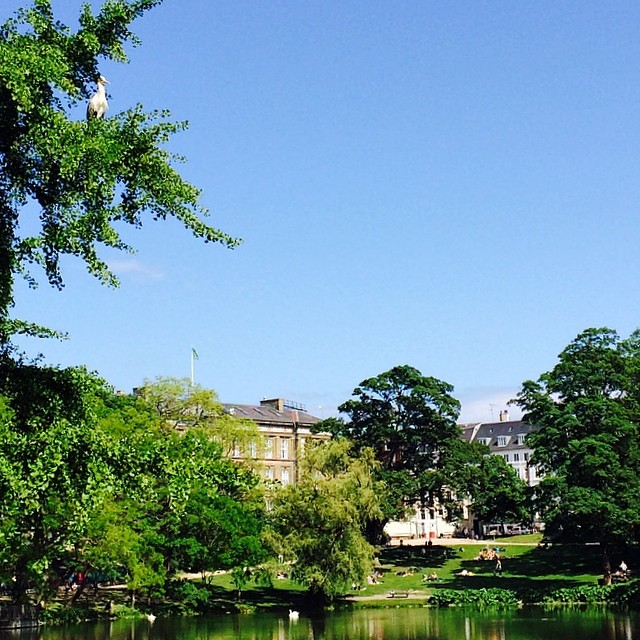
(385, 418, 541, 542)
(461, 418, 541, 486)
(223, 398, 328, 485)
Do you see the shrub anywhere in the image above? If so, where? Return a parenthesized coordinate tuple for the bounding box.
(608, 580, 640, 608)
(428, 588, 519, 608)
(164, 579, 211, 614)
(541, 585, 612, 604)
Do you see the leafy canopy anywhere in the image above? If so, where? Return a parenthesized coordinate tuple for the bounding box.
(514, 327, 640, 549)
(322, 365, 467, 521)
(0, 0, 239, 346)
(135, 377, 261, 458)
(269, 438, 383, 601)
(0, 366, 267, 605)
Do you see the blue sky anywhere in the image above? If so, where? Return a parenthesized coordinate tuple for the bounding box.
(7, 1, 640, 421)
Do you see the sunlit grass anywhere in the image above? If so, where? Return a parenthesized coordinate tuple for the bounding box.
(198, 538, 637, 607)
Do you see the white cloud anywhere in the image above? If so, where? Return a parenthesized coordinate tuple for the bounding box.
(107, 259, 165, 283)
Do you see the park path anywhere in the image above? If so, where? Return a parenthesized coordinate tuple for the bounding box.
(388, 537, 538, 547)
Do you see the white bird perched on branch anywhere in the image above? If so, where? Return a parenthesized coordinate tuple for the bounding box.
(86, 75, 109, 119)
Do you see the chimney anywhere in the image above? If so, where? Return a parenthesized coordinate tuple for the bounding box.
(260, 398, 285, 411)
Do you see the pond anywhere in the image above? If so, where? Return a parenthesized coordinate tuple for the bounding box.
(2, 607, 639, 640)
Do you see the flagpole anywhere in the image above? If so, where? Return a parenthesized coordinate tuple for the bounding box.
(190, 347, 199, 386)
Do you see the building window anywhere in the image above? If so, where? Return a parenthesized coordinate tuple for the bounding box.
(503, 454, 510, 462)
(265, 467, 274, 481)
(233, 442, 241, 457)
(524, 452, 529, 461)
(513, 453, 520, 462)
(249, 441, 257, 458)
(280, 438, 289, 460)
(281, 468, 290, 485)
(497, 436, 508, 447)
(265, 438, 273, 459)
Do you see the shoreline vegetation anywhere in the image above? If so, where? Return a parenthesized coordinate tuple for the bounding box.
(6, 535, 640, 626)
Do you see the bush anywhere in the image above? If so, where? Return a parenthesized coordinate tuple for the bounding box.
(39, 602, 86, 625)
(164, 580, 211, 614)
(607, 580, 640, 608)
(428, 588, 520, 608)
(541, 585, 612, 604)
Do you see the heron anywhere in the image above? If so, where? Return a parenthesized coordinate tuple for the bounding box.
(87, 75, 109, 119)
(288, 610, 299, 620)
(146, 613, 156, 623)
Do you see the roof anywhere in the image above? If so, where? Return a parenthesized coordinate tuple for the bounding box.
(471, 420, 537, 449)
(222, 403, 321, 426)
(458, 423, 481, 443)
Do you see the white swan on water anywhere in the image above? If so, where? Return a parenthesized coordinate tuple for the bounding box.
(289, 610, 299, 620)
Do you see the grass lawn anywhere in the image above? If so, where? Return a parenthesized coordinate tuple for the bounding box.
(200, 536, 638, 609)
(363, 539, 604, 597)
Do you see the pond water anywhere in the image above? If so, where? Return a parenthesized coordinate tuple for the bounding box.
(2, 607, 639, 640)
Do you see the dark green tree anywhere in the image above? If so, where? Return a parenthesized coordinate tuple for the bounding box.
(319, 365, 469, 542)
(514, 327, 640, 583)
(466, 453, 530, 527)
(0, 0, 238, 348)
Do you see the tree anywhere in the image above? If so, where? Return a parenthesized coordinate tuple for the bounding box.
(0, 368, 268, 607)
(135, 377, 260, 458)
(82, 384, 266, 604)
(466, 453, 530, 527)
(514, 327, 640, 583)
(320, 365, 468, 541)
(269, 439, 383, 602)
(0, 0, 238, 348)
(0, 362, 116, 604)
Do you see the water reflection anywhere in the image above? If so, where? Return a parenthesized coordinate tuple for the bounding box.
(2, 607, 640, 640)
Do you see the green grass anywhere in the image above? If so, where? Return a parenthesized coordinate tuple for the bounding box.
(360, 540, 633, 597)
(192, 572, 308, 612)
(182, 541, 640, 611)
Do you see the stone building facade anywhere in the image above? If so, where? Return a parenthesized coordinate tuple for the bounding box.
(223, 398, 328, 485)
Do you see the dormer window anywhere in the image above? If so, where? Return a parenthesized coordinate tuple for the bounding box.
(497, 436, 509, 447)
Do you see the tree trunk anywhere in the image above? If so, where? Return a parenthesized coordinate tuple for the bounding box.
(70, 582, 87, 604)
(0, 200, 17, 348)
(364, 518, 388, 546)
(602, 542, 612, 585)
